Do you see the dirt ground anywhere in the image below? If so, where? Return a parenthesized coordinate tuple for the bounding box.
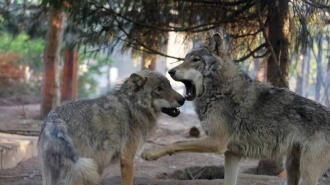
(0, 99, 330, 185)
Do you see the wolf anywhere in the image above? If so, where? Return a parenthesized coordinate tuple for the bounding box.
(38, 69, 185, 185)
(141, 33, 330, 185)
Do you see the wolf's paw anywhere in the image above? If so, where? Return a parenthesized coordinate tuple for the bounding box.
(141, 148, 163, 161)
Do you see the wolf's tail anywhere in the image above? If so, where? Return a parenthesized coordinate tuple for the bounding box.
(69, 157, 101, 184)
(38, 118, 101, 185)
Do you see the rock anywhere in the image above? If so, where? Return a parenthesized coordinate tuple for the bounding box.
(189, 127, 200, 138)
(0, 133, 38, 169)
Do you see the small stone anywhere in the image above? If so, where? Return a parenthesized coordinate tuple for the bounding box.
(189, 126, 200, 138)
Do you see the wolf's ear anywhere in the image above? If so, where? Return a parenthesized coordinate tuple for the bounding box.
(205, 33, 224, 57)
(129, 73, 148, 92)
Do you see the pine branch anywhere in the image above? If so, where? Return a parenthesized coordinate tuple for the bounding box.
(301, 0, 330, 9)
(112, 12, 184, 61)
(234, 43, 267, 62)
(227, 29, 262, 38)
(177, 0, 252, 6)
(110, 1, 256, 33)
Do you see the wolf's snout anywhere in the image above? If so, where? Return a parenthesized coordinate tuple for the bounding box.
(177, 97, 185, 106)
(168, 69, 176, 77)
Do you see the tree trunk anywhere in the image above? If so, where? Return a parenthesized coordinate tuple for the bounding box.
(315, 34, 323, 102)
(40, 8, 65, 118)
(256, 59, 267, 82)
(295, 51, 310, 98)
(302, 47, 310, 98)
(325, 42, 330, 109)
(295, 54, 303, 95)
(258, 0, 290, 176)
(61, 44, 78, 102)
(325, 74, 330, 109)
(266, 0, 290, 88)
(252, 58, 259, 80)
(142, 53, 156, 70)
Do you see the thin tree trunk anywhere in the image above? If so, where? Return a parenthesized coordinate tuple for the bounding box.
(257, 59, 267, 82)
(325, 74, 330, 109)
(325, 40, 330, 108)
(107, 64, 111, 92)
(302, 47, 310, 98)
(253, 58, 259, 80)
(296, 54, 303, 95)
(40, 8, 65, 118)
(325, 41, 330, 108)
(315, 34, 323, 102)
(61, 44, 78, 101)
(142, 53, 156, 70)
(258, 0, 290, 176)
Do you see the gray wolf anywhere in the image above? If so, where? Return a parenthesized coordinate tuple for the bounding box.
(38, 69, 185, 185)
(141, 33, 330, 185)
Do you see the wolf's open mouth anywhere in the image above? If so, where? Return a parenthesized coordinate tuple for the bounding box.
(181, 80, 196, 101)
(161, 108, 180, 117)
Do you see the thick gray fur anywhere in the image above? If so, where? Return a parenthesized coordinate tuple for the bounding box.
(38, 69, 184, 185)
(141, 33, 330, 185)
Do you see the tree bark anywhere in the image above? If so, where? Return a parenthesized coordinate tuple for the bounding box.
(256, 59, 267, 82)
(295, 49, 310, 98)
(142, 53, 156, 70)
(315, 34, 323, 102)
(258, 0, 290, 176)
(302, 47, 310, 98)
(266, 0, 290, 88)
(40, 8, 65, 118)
(61, 44, 78, 102)
(295, 54, 303, 95)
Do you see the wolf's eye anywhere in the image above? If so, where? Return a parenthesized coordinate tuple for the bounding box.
(155, 86, 163, 91)
(192, 57, 200, 62)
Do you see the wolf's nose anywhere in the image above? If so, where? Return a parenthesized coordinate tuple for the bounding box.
(177, 97, 185, 106)
(168, 69, 176, 77)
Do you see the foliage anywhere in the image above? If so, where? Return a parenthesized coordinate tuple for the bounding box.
(77, 47, 115, 98)
(38, 0, 329, 64)
(0, 31, 115, 98)
(0, 0, 47, 37)
(0, 32, 44, 72)
(0, 79, 41, 98)
(290, 1, 330, 55)
(1, 0, 329, 64)
(2, 0, 328, 66)
(0, 32, 44, 98)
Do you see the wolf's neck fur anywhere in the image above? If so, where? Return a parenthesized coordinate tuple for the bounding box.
(195, 59, 254, 119)
(110, 82, 159, 137)
(205, 60, 252, 101)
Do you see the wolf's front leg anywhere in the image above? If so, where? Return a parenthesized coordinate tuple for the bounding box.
(120, 141, 139, 185)
(141, 136, 228, 161)
(120, 158, 134, 185)
(224, 151, 241, 185)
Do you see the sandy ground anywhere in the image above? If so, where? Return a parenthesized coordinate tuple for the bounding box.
(0, 102, 329, 185)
